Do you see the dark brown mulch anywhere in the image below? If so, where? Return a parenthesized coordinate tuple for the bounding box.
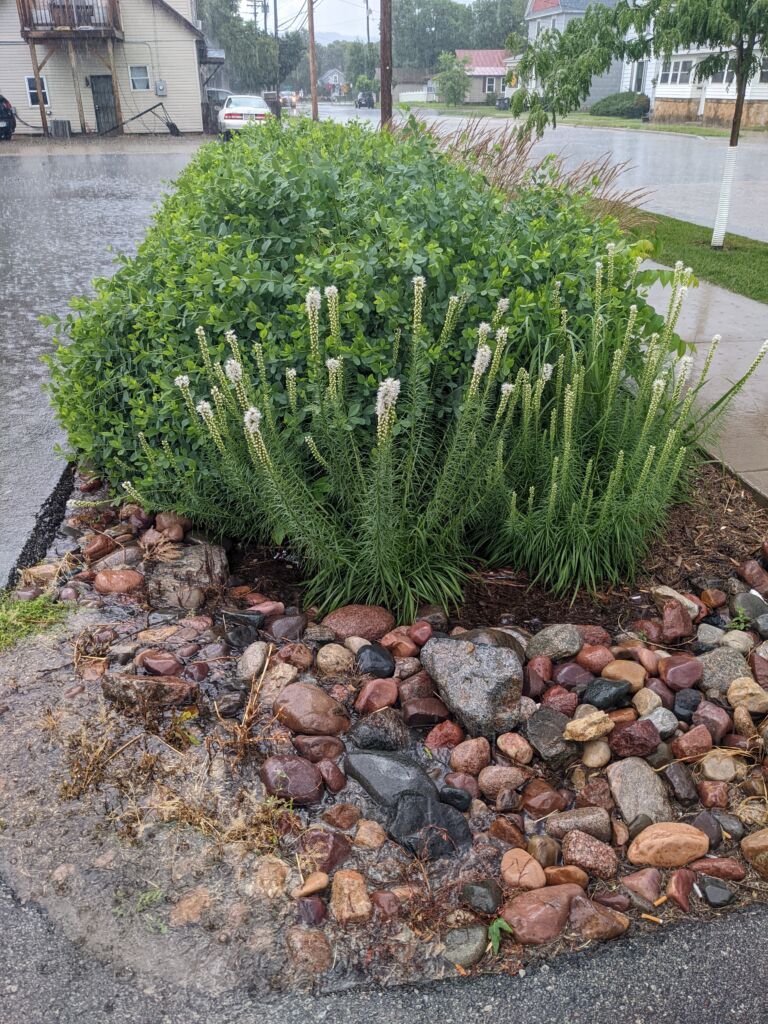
(230, 462, 768, 634)
(459, 462, 768, 632)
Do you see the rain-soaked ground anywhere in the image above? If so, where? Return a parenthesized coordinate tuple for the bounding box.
(0, 142, 200, 586)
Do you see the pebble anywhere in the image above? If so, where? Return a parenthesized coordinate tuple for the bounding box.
(274, 683, 350, 735)
(500, 883, 583, 944)
(424, 720, 464, 749)
(627, 822, 710, 867)
(606, 757, 673, 824)
(354, 678, 398, 714)
(699, 875, 734, 908)
(568, 894, 629, 940)
(357, 642, 396, 678)
(442, 926, 488, 968)
(316, 643, 356, 674)
(526, 624, 582, 661)
(93, 568, 143, 595)
(582, 739, 612, 768)
(500, 848, 547, 889)
(545, 807, 612, 843)
(450, 737, 491, 776)
(563, 710, 614, 742)
(460, 879, 503, 914)
(582, 679, 632, 711)
(259, 755, 324, 805)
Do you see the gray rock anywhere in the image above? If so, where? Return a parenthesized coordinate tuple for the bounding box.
(664, 762, 698, 804)
(696, 623, 725, 651)
(719, 630, 754, 655)
(641, 706, 679, 740)
(458, 628, 525, 659)
(387, 791, 472, 860)
(730, 591, 768, 623)
(145, 541, 228, 610)
(645, 742, 673, 769)
(524, 707, 578, 767)
(442, 926, 488, 968)
(344, 750, 437, 807)
(699, 647, 750, 699)
(526, 624, 582, 661)
(236, 641, 269, 682)
(755, 614, 768, 639)
(711, 809, 745, 840)
(420, 637, 523, 737)
(347, 707, 410, 751)
(606, 757, 673, 824)
(545, 806, 611, 843)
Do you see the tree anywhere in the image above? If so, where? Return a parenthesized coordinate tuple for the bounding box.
(471, 0, 525, 49)
(434, 51, 470, 104)
(393, 0, 473, 69)
(512, 0, 768, 248)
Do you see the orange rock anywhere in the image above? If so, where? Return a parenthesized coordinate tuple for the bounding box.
(544, 865, 588, 888)
(602, 660, 647, 692)
(501, 848, 547, 890)
(627, 823, 709, 867)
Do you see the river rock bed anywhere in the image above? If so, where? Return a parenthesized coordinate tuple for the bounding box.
(3, 471, 768, 996)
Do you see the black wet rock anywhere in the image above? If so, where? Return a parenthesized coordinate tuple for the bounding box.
(582, 679, 633, 710)
(674, 687, 703, 724)
(219, 609, 265, 648)
(524, 707, 578, 767)
(440, 786, 472, 812)
(711, 810, 745, 841)
(688, 810, 722, 849)
(357, 642, 396, 678)
(387, 791, 472, 860)
(699, 875, 734, 908)
(347, 707, 410, 751)
(460, 879, 503, 915)
(345, 750, 437, 807)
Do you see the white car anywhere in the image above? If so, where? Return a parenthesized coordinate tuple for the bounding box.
(218, 94, 271, 137)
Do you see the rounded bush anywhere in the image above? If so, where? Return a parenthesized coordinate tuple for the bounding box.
(589, 91, 651, 119)
(47, 119, 654, 481)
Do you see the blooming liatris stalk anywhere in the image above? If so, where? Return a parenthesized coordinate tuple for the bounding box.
(224, 358, 242, 384)
(488, 326, 509, 384)
(496, 380, 515, 421)
(305, 287, 322, 365)
(174, 374, 189, 389)
(376, 377, 400, 442)
(244, 406, 262, 434)
(121, 480, 144, 505)
(243, 406, 270, 466)
(540, 363, 554, 383)
(412, 275, 426, 333)
(469, 344, 492, 398)
(224, 329, 241, 363)
(492, 296, 510, 328)
(478, 322, 491, 344)
(326, 356, 343, 401)
(195, 325, 213, 374)
(324, 285, 341, 340)
(285, 367, 298, 414)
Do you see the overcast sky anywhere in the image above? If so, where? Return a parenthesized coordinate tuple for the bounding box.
(242, 0, 382, 40)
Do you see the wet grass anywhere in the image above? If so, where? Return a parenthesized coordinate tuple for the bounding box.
(0, 594, 66, 652)
(640, 214, 768, 304)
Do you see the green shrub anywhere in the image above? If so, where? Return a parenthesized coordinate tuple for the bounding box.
(590, 91, 651, 119)
(46, 118, 659, 484)
(124, 267, 767, 615)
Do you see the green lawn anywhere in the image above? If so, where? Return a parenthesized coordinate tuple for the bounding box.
(640, 214, 768, 304)
(0, 594, 66, 653)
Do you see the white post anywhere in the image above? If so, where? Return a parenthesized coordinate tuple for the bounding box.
(711, 145, 738, 249)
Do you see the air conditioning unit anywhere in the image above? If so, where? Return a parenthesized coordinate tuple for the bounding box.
(50, 118, 72, 139)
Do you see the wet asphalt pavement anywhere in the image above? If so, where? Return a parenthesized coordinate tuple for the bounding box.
(0, 145, 196, 586)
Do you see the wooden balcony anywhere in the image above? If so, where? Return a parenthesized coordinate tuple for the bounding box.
(17, 0, 122, 39)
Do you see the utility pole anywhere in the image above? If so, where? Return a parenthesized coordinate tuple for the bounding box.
(365, 0, 371, 76)
(273, 0, 281, 120)
(307, 0, 319, 120)
(380, 0, 392, 126)
(261, 0, 268, 33)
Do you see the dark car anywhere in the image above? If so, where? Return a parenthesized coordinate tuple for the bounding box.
(0, 95, 16, 140)
(355, 90, 375, 109)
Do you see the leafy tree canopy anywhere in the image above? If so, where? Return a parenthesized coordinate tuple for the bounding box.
(434, 51, 471, 103)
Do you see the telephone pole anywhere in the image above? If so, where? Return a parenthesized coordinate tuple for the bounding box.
(365, 0, 371, 76)
(380, 0, 392, 126)
(273, 0, 281, 120)
(261, 0, 268, 32)
(307, 0, 319, 120)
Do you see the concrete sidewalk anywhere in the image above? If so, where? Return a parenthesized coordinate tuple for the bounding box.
(646, 271, 768, 500)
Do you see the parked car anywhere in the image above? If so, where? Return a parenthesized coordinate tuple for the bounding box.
(0, 94, 16, 140)
(280, 89, 298, 108)
(206, 87, 232, 105)
(355, 90, 375, 109)
(218, 94, 271, 138)
(495, 95, 510, 110)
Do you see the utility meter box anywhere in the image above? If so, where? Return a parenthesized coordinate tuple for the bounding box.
(155, 79, 167, 96)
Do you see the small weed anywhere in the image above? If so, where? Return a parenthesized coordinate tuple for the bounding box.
(0, 595, 67, 652)
(113, 885, 168, 934)
(487, 916, 514, 955)
(727, 610, 752, 632)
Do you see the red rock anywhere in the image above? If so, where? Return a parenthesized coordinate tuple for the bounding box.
(635, 648, 661, 676)
(296, 897, 327, 926)
(450, 737, 491, 776)
(541, 685, 578, 717)
(607, 708, 638, 726)
(544, 865, 588, 888)
(293, 735, 344, 762)
(749, 652, 768, 688)
(738, 559, 768, 596)
(274, 683, 350, 736)
(697, 780, 729, 808)
(577, 625, 612, 646)
(354, 678, 398, 714)
(575, 778, 614, 812)
(622, 867, 661, 904)
(608, 719, 660, 758)
(522, 779, 568, 818)
(248, 600, 286, 617)
(379, 628, 419, 659)
(527, 655, 553, 681)
(407, 621, 433, 646)
(689, 857, 746, 881)
(397, 671, 435, 702)
(101, 674, 197, 709)
(692, 701, 732, 743)
(82, 535, 118, 562)
(322, 804, 362, 830)
(568, 894, 629, 940)
(523, 665, 548, 700)
(500, 884, 583, 944)
(576, 644, 615, 674)
(661, 601, 693, 643)
(497, 732, 534, 764)
(593, 892, 631, 911)
(317, 758, 347, 793)
(155, 511, 192, 534)
(552, 662, 594, 689)
(401, 697, 450, 726)
(94, 568, 143, 595)
(478, 766, 526, 800)
(645, 677, 675, 710)
(490, 817, 527, 846)
(137, 649, 183, 676)
(278, 643, 314, 670)
(298, 828, 352, 871)
(183, 661, 209, 683)
(700, 588, 727, 609)
(722, 733, 750, 750)
(371, 891, 400, 918)
(659, 654, 703, 691)
(633, 619, 664, 645)
(666, 868, 695, 912)
(260, 755, 324, 805)
(444, 772, 479, 799)
(424, 720, 464, 749)
(561, 830, 618, 879)
(670, 724, 713, 759)
(322, 605, 395, 641)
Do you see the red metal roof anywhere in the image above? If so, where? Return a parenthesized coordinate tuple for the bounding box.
(455, 49, 509, 75)
(528, 0, 560, 13)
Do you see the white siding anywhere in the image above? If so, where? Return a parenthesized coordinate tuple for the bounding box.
(0, 0, 203, 133)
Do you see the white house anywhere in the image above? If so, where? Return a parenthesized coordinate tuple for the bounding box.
(621, 49, 768, 128)
(454, 49, 509, 102)
(318, 67, 344, 98)
(523, 0, 623, 106)
(0, 0, 219, 135)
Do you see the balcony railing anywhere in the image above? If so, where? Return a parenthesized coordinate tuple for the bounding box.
(18, 0, 122, 37)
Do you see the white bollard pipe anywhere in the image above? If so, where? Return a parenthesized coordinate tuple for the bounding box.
(711, 144, 738, 249)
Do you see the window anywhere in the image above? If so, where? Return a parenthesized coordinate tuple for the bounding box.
(659, 60, 671, 84)
(129, 65, 150, 91)
(711, 59, 735, 85)
(661, 59, 694, 86)
(633, 60, 646, 93)
(678, 59, 693, 84)
(485, 76, 496, 94)
(25, 74, 48, 107)
(760, 56, 768, 84)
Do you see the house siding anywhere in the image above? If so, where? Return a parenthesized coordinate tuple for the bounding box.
(0, 0, 203, 134)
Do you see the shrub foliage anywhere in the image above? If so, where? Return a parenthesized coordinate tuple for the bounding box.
(46, 119, 659, 483)
(590, 91, 651, 118)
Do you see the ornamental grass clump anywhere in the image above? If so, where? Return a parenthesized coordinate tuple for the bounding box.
(124, 267, 767, 615)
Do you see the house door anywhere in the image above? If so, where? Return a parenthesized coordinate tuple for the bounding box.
(91, 75, 118, 133)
